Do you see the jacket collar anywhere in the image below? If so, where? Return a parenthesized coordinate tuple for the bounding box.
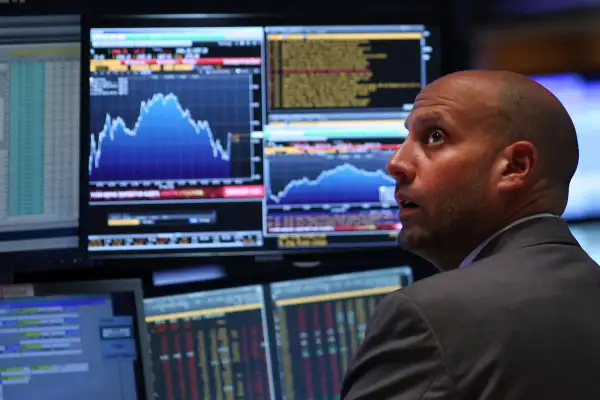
(470, 216, 579, 266)
(460, 214, 557, 268)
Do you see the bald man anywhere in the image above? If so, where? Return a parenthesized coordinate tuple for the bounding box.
(340, 71, 600, 399)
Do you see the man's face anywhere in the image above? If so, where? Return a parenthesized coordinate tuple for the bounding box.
(388, 76, 502, 261)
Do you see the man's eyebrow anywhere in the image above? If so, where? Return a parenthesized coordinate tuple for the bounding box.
(408, 113, 444, 128)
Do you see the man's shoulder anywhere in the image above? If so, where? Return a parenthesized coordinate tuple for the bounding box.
(398, 241, 597, 317)
(380, 261, 503, 330)
(401, 250, 518, 301)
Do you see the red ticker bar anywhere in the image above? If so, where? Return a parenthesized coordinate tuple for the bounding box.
(120, 57, 261, 66)
(90, 185, 265, 201)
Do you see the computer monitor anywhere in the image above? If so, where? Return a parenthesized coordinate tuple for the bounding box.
(0, 279, 153, 399)
(144, 284, 275, 399)
(569, 222, 600, 263)
(530, 73, 600, 221)
(0, 16, 80, 255)
(85, 15, 440, 258)
(262, 24, 437, 251)
(269, 266, 413, 400)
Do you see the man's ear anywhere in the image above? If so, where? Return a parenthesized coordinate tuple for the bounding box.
(496, 141, 537, 191)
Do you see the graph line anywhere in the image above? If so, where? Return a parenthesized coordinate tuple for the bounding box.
(268, 163, 395, 205)
(88, 93, 232, 181)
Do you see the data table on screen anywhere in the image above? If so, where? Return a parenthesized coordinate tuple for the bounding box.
(266, 25, 432, 119)
(269, 267, 413, 400)
(0, 47, 80, 250)
(144, 285, 274, 400)
(0, 16, 80, 254)
(0, 294, 141, 400)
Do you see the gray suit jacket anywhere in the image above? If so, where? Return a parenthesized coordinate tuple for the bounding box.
(341, 217, 600, 399)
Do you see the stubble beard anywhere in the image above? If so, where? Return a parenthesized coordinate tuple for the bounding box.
(397, 192, 490, 267)
(396, 207, 462, 255)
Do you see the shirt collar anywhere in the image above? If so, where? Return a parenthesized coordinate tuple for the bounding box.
(459, 213, 559, 269)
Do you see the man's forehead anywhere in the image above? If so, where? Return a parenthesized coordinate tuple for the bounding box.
(418, 74, 499, 102)
(407, 76, 501, 125)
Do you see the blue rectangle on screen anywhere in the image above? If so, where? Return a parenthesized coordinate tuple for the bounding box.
(101, 339, 137, 360)
(0, 298, 107, 309)
(99, 316, 133, 327)
(3, 345, 20, 352)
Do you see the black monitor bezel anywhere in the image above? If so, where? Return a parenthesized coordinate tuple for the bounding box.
(80, 12, 446, 261)
(6, 279, 154, 399)
(141, 259, 423, 300)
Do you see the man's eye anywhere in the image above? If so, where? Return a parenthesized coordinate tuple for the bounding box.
(427, 130, 444, 144)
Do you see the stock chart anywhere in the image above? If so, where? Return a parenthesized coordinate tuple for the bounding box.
(260, 25, 433, 250)
(145, 286, 272, 400)
(89, 75, 253, 183)
(85, 23, 438, 255)
(265, 139, 400, 240)
(270, 267, 413, 400)
(87, 27, 267, 254)
(266, 142, 396, 206)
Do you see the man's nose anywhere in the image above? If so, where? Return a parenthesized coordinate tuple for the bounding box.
(386, 142, 415, 185)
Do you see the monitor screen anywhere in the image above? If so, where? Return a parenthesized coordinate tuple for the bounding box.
(86, 17, 440, 257)
(569, 222, 600, 263)
(269, 266, 413, 400)
(530, 73, 600, 221)
(144, 285, 274, 399)
(0, 16, 80, 254)
(0, 279, 152, 400)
